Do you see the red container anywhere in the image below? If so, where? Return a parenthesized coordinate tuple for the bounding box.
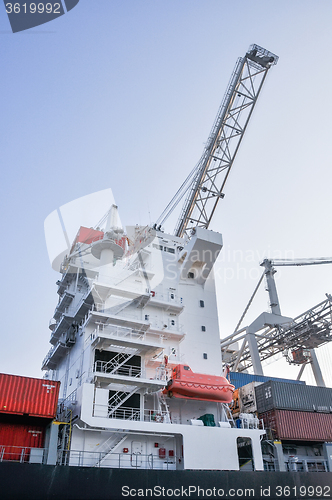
(260, 409, 332, 442)
(0, 422, 46, 461)
(0, 374, 60, 418)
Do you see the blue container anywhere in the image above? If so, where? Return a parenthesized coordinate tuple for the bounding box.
(229, 371, 305, 390)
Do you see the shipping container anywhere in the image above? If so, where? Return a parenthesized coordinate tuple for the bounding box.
(239, 382, 262, 413)
(259, 409, 332, 442)
(0, 422, 46, 461)
(0, 374, 60, 418)
(229, 372, 305, 390)
(255, 380, 332, 414)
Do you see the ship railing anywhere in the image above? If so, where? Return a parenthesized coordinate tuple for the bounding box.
(94, 361, 141, 378)
(57, 449, 178, 469)
(92, 404, 170, 423)
(144, 409, 170, 423)
(150, 291, 183, 306)
(42, 345, 57, 367)
(92, 403, 140, 420)
(0, 445, 48, 464)
(94, 272, 147, 294)
(285, 459, 329, 473)
(64, 288, 92, 317)
(109, 406, 140, 421)
(90, 324, 146, 343)
(148, 319, 184, 334)
(91, 303, 141, 322)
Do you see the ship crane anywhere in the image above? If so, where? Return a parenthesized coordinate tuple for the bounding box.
(221, 258, 332, 387)
(156, 44, 278, 237)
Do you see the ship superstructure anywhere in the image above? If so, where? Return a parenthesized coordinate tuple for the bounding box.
(42, 216, 264, 470)
(41, 45, 279, 471)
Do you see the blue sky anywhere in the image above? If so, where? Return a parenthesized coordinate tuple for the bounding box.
(1, 1, 332, 384)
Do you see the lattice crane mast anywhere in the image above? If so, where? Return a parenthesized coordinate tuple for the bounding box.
(157, 44, 278, 238)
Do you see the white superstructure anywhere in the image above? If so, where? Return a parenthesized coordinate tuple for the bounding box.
(42, 44, 279, 471)
(42, 215, 264, 471)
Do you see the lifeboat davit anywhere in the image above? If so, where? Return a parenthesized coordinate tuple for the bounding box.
(162, 364, 235, 403)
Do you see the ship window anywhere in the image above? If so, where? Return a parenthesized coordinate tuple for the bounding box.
(145, 314, 149, 321)
(184, 366, 190, 371)
(188, 272, 195, 279)
(203, 353, 208, 360)
(199, 300, 205, 308)
(167, 248, 175, 254)
(201, 326, 206, 332)
(170, 293, 174, 299)
(171, 320, 175, 326)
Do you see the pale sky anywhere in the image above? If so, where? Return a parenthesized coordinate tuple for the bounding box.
(1, 1, 332, 385)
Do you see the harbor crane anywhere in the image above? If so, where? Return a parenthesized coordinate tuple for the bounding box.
(221, 258, 332, 387)
(156, 44, 278, 236)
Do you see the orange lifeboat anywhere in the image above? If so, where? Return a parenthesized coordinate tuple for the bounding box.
(162, 364, 235, 403)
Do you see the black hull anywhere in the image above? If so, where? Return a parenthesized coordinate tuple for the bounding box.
(1, 462, 332, 500)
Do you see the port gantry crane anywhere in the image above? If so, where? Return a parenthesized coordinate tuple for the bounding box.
(221, 258, 332, 387)
(156, 44, 278, 236)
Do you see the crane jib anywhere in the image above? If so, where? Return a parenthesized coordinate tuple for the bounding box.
(158, 44, 278, 238)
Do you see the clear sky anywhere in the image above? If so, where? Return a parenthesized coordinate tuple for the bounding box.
(1, 0, 332, 385)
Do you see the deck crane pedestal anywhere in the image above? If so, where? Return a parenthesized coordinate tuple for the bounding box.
(221, 258, 332, 387)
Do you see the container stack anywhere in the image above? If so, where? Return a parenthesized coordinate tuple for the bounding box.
(0, 373, 60, 463)
(229, 372, 304, 419)
(255, 380, 332, 442)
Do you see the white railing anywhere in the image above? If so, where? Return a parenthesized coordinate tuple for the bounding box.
(42, 345, 56, 367)
(94, 361, 141, 378)
(0, 445, 47, 464)
(91, 303, 141, 322)
(92, 404, 172, 423)
(94, 272, 147, 294)
(91, 324, 146, 343)
(150, 291, 183, 306)
(59, 449, 178, 469)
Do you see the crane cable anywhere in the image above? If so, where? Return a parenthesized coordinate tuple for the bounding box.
(232, 270, 265, 334)
(155, 161, 202, 226)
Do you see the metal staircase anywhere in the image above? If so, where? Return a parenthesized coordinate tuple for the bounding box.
(108, 386, 139, 416)
(220, 403, 235, 427)
(101, 351, 137, 375)
(94, 432, 128, 467)
(156, 391, 171, 423)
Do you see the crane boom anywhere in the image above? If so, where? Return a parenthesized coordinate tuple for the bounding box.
(173, 44, 278, 238)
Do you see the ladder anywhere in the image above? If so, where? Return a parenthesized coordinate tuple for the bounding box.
(221, 403, 235, 427)
(156, 391, 171, 423)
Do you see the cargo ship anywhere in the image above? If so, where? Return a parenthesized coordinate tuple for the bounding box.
(1, 44, 332, 499)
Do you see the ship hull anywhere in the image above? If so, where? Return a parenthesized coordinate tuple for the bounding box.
(1, 462, 331, 500)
